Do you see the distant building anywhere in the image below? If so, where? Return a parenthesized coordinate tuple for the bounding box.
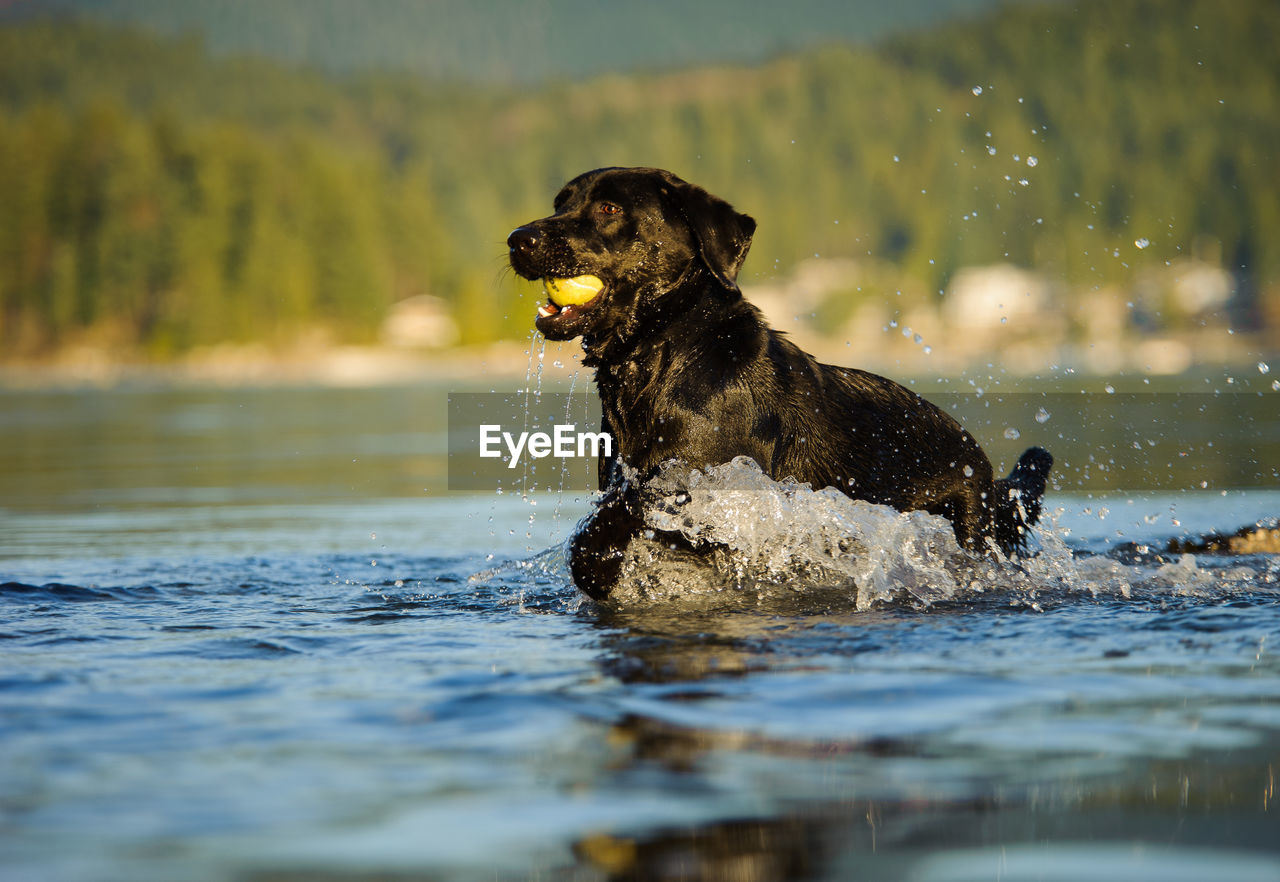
(943, 264, 1049, 331)
(742, 258, 862, 332)
(380, 295, 459, 348)
(1168, 259, 1233, 316)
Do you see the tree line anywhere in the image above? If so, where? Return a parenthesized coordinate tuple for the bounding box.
(0, 0, 1275, 356)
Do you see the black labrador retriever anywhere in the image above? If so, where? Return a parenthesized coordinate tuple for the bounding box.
(508, 167, 1052, 599)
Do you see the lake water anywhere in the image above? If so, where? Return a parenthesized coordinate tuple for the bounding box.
(2, 379, 1279, 881)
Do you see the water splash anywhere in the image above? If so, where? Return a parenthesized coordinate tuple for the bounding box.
(519, 334, 549, 544)
(538, 458, 1270, 611)
(551, 369, 580, 525)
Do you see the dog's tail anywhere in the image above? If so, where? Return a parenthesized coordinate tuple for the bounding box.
(993, 446, 1053, 554)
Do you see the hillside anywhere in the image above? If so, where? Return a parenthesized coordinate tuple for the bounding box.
(1, 0, 1017, 83)
(0, 0, 1276, 359)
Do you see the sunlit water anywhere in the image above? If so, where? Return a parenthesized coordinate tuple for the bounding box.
(2, 384, 1279, 881)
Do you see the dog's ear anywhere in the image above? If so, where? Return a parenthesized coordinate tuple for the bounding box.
(666, 177, 756, 292)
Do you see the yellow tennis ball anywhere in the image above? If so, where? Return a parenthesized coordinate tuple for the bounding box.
(544, 275, 604, 306)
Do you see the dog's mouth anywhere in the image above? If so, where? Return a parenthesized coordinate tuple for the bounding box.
(535, 275, 605, 333)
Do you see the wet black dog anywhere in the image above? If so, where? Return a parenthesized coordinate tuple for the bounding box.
(508, 167, 1052, 599)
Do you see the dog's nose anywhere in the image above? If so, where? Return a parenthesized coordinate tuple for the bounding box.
(507, 227, 539, 256)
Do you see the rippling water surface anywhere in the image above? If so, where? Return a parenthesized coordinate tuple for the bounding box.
(2, 384, 1278, 881)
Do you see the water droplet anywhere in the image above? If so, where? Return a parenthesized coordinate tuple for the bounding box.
(1259, 362, 1270, 374)
(1135, 237, 1150, 249)
(1035, 407, 1051, 424)
(1018, 178, 1030, 187)
(913, 333, 923, 344)
(972, 85, 983, 95)
(1004, 427, 1021, 440)
(987, 145, 997, 156)
(1272, 380, 1280, 391)
(1104, 384, 1115, 394)
(923, 345, 933, 354)
(1026, 156, 1038, 167)
(893, 155, 900, 163)
(963, 465, 974, 477)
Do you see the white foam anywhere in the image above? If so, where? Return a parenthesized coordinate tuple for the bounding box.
(583, 457, 1263, 608)
(629, 457, 962, 608)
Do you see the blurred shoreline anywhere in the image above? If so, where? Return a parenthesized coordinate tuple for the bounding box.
(0, 339, 589, 390)
(1, 331, 1274, 391)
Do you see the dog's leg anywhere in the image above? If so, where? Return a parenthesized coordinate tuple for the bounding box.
(932, 483, 996, 554)
(570, 467, 705, 599)
(570, 482, 644, 600)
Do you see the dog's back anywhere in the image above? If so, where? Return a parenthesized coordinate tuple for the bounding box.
(755, 328, 1049, 554)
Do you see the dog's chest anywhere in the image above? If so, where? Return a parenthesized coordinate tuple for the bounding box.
(596, 361, 652, 438)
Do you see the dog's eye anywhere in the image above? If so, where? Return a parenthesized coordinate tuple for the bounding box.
(597, 202, 621, 216)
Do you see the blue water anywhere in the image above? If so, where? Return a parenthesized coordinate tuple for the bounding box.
(2, 385, 1279, 881)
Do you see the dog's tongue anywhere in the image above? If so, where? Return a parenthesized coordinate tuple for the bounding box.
(543, 275, 603, 307)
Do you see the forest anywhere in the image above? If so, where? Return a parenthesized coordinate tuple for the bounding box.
(0, 0, 1275, 357)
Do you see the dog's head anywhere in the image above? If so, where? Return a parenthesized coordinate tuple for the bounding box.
(508, 167, 756, 343)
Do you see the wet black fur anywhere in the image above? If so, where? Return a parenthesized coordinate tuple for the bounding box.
(509, 167, 1052, 600)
